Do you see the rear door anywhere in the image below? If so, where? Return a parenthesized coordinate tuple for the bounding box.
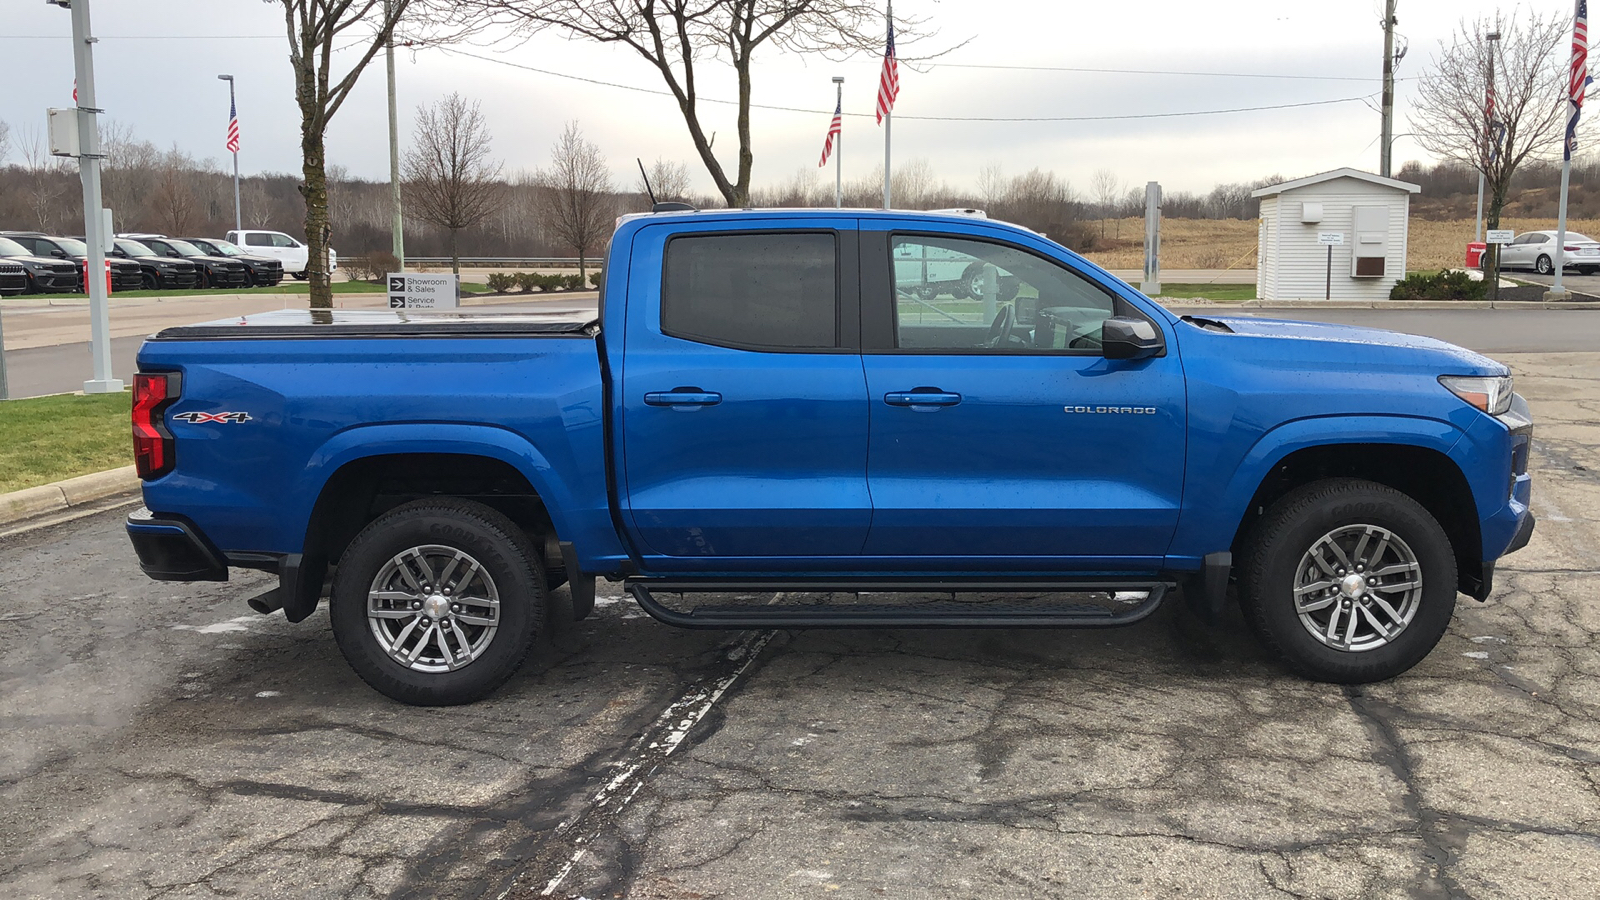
(619, 218, 870, 569)
(857, 223, 1187, 569)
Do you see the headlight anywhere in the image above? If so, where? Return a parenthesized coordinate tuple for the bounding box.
(1439, 375, 1514, 416)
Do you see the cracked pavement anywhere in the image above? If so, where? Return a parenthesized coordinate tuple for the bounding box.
(4, 352, 1599, 899)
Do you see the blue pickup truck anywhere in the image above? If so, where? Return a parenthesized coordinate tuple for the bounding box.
(126, 208, 1535, 705)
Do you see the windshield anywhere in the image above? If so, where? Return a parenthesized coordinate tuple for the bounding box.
(54, 237, 89, 255)
(164, 240, 207, 257)
(0, 237, 32, 256)
(203, 239, 244, 256)
(116, 239, 156, 257)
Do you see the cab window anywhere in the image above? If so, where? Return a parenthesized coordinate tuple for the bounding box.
(662, 232, 838, 350)
(890, 234, 1118, 353)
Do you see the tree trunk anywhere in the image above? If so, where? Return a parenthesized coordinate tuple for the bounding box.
(450, 227, 460, 276)
(296, 57, 333, 310)
(733, 55, 754, 208)
(578, 252, 587, 282)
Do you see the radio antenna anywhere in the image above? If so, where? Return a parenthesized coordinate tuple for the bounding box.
(637, 158, 658, 206)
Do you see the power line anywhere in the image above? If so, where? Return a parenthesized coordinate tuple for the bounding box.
(930, 61, 1409, 82)
(5, 34, 280, 39)
(441, 47, 1376, 122)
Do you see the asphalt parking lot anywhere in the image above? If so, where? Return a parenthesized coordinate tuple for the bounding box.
(3, 350, 1599, 899)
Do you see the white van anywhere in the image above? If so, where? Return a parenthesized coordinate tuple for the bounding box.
(224, 230, 339, 280)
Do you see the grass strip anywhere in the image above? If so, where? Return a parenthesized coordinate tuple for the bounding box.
(1152, 282, 1258, 302)
(0, 391, 132, 494)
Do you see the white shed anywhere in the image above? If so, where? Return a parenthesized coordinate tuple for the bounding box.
(1253, 168, 1420, 302)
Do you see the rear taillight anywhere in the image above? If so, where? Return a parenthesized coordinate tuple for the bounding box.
(132, 372, 180, 479)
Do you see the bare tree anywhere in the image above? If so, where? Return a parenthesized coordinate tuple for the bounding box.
(454, 0, 942, 207)
(639, 158, 692, 203)
(976, 163, 1006, 212)
(270, 0, 414, 308)
(18, 124, 69, 233)
(152, 146, 200, 235)
(402, 93, 504, 274)
(1409, 10, 1568, 236)
(1090, 169, 1122, 238)
(537, 121, 612, 280)
(0, 120, 11, 166)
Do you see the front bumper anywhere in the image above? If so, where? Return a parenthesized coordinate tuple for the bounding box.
(126, 507, 227, 581)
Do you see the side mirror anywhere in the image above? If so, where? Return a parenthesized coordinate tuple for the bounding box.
(166, 251, 180, 258)
(1102, 316, 1164, 360)
(52, 249, 67, 258)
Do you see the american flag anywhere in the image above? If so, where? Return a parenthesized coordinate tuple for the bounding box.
(226, 96, 241, 155)
(818, 99, 842, 167)
(875, 18, 899, 124)
(1567, 0, 1590, 161)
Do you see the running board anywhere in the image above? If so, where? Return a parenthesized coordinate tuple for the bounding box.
(625, 579, 1171, 629)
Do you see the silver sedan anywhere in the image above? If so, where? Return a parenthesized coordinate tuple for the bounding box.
(1495, 229, 1600, 275)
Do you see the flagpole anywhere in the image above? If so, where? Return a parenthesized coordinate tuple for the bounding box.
(219, 75, 240, 233)
(833, 76, 844, 208)
(1551, 0, 1586, 302)
(1555, 155, 1571, 296)
(882, 0, 892, 209)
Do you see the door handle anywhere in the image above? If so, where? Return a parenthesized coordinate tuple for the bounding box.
(883, 390, 963, 408)
(645, 389, 723, 407)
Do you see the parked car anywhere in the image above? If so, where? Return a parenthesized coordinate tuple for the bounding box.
(109, 238, 201, 290)
(1494, 230, 1600, 275)
(120, 234, 251, 289)
(0, 259, 26, 296)
(224, 229, 338, 280)
(128, 207, 1534, 706)
(183, 237, 284, 287)
(0, 235, 83, 294)
(0, 231, 144, 292)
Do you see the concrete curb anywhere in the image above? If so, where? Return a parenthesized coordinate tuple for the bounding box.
(0, 466, 139, 528)
(1160, 298, 1600, 310)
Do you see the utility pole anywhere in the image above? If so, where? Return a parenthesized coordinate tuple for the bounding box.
(1379, 0, 1398, 177)
(832, 76, 844, 209)
(385, 0, 405, 270)
(218, 74, 240, 233)
(51, 0, 121, 394)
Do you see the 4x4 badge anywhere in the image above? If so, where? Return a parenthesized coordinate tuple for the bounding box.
(172, 411, 253, 424)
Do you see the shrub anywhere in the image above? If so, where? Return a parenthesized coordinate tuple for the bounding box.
(563, 274, 585, 291)
(486, 272, 515, 293)
(365, 251, 400, 283)
(515, 272, 541, 292)
(589, 271, 603, 288)
(1389, 269, 1487, 301)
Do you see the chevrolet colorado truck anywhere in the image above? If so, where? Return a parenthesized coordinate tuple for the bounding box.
(126, 208, 1535, 705)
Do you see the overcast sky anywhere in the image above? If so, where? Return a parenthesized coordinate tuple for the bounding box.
(0, 0, 1553, 198)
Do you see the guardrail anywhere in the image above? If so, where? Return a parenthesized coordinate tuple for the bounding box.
(405, 257, 586, 268)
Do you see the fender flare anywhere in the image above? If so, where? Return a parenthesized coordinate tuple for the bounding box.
(1176, 414, 1468, 556)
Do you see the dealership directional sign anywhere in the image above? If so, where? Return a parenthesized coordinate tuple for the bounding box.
(387, 272, 458, 309)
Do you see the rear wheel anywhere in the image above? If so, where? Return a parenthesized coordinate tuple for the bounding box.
(1580, 266, 1598, 276)
(330, 498, 544, 705)
(1239, 479, 1457, 683)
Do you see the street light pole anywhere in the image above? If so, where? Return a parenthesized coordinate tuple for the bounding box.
(53, 0, 121, 394)
(218, 74, 240, 233)
(385, 0, 405, 270)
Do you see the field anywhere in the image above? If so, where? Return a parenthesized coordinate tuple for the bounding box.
(1077, 216, 1600, 274)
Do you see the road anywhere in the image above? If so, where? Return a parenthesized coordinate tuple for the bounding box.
(3, 353, 1599, 898)
(1502, 269, 1600, 298)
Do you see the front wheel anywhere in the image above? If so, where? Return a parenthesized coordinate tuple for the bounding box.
(330, 498, 545, 705)
(291, 270, 308, 280)
(1536, 254, 1554, 275)
(1239, 479, 1457, 684)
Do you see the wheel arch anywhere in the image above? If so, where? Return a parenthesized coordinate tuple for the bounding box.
(1232, 442, 1483, 597)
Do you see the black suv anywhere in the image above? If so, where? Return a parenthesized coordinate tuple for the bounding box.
(183, 237, 284, 287)
(109, 238, 201, 290)
(121, 235, 250, 289)
(0, 234, 82, 293)
(0, 232, 144, 292)
(0, 258, 25, 296)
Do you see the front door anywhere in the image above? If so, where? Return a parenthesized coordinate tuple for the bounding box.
(620, 221, 870, 568)
(858, 227, 1187, 570)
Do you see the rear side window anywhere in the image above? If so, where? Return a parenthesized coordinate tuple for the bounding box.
(245, 233, 270, 246)
(662, 232, 838, 350)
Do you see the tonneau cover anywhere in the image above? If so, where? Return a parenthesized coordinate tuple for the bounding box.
(151, 307, 598, 341)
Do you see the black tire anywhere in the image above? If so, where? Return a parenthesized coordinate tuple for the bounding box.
(1238, 478, 1457, 684)
(330, 498, 545, 705)
(197, 269, 212, 290)
(292, 271, 309, 280)
(1580, 266, 1598, 276)
(1536, 254, 1554, 275)
(142, 272, 159, 291)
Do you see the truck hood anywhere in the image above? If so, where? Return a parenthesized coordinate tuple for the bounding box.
(1191, 315, 1508, 376)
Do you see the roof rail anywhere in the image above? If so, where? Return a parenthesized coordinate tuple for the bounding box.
(652, 201, 698, 213)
